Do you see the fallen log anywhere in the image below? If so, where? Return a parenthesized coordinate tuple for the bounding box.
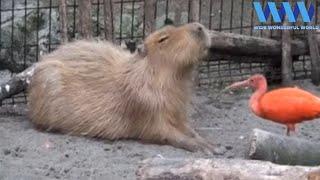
(0, 65, 35, 102)
(210, 31, 308, 57)
(136, 157, 320, 180)
(248, 129, 320, 166)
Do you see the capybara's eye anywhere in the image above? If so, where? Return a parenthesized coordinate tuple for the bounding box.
(158, 35, 169, 43)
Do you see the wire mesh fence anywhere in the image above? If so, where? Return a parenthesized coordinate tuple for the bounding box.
(0, 0, 315, 106)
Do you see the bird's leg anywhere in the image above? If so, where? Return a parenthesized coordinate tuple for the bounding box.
(286, 124, 296, 136)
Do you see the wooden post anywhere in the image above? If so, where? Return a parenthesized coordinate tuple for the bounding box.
(78, 0, 92, 39)
(173, 0, 183, 25)
(308, 31, 320, 85)
(281, 19, 293, 86)
(103, 0, 114, 42)
(58, 0, 68, 43)
(189, 0, 201, 86)
(189, 0, 200, 22)
(144, 0, 156, 36)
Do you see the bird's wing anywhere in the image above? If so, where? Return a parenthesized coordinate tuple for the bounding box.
(259, 88, 320, 123)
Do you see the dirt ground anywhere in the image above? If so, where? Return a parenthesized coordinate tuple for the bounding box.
(1, 79, 320, 180)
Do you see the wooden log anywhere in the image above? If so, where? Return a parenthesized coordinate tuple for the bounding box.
(137, 157, 320, 180)
(281, 20, 293, 85)
(144, 0, 156, 36)
(308, 30, 320, 85)
(78, 0, 92, 39)
(103, 0, 114, 42)
(58, 0, 68, 43)
(189, 0, 200, 22)
(0, 65, 36, 102)
(248, 129, 320, 166)
(209, 31, 308, 57)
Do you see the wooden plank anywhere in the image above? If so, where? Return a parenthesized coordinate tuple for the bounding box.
(308, 30, 320, 85)
(144, 0, 156, 36)
(78, 0, 92, 39)
(58, 0, 68, 43)
(103, 0, 114, 42)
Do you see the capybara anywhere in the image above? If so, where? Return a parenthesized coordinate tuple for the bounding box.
(28, 22, 215, 153)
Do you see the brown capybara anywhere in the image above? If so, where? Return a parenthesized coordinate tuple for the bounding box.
(28, 23, 215, 154)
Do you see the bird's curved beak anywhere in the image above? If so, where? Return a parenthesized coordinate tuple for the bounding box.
(224, 80, 250, 91)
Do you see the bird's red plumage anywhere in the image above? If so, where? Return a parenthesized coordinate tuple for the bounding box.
(258, 87, 320, 124)
(226, 74, 320, 135)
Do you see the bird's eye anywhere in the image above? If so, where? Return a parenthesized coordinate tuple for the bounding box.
(250, 79, 254, 83)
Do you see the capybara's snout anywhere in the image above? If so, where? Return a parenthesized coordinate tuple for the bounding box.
(183, 22, 211, 47)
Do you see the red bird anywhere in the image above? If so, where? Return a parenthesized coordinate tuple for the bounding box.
(226, 74, 320, 136)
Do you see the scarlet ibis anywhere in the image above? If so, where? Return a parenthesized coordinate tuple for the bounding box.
(226, 74, 320, 136)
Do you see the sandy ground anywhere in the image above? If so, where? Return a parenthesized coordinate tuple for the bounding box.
(1, 79, 320, 180)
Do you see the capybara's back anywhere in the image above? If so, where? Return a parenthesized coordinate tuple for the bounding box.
(28, 23, 216, 153)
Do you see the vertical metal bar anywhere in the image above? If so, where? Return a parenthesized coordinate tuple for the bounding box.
(0, 1, 2, 106)
(36, 0, 40, 62)
(199, 0, 202, 23)
(23, 0, 28, 102)
(165, 0, 169, 19)
(49, 0, 52, 51)
(260, 0, 265, 37)
(250, 0, 254, 36)
(11, 0, 15, 104)
(188, 0, 191, 22)
(24, 0, 27, 68)
(315, 0, 318, 25)
(208, 0, 213, 29)
(97, 0, 100, 36)
(0, 0, 1, 45)
(240, 0, 244, 34)
(131, 0, 135, 39)
(229, 0, 233, 33)
(219, 0, 223, 31)
(73, 0, 76, 38)
(119, 0, 123, 42)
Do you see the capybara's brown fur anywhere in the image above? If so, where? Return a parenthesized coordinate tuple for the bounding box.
(28, 23, 215, 153)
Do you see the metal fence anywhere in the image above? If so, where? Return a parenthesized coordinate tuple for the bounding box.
(0, 0, 315, 106)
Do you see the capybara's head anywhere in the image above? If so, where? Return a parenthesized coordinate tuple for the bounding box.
(139, 23, 211, 68)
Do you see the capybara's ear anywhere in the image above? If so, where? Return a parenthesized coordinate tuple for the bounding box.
(137, 44, 148, 57)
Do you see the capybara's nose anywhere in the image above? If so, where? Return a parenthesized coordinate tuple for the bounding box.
(186, 22, 210, 47)
(189, 22, 206, 33)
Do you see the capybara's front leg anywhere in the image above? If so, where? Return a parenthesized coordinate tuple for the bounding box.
(164, 126, 215, 155)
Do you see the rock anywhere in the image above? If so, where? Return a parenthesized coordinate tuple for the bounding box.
(3, 149, 11, 155)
